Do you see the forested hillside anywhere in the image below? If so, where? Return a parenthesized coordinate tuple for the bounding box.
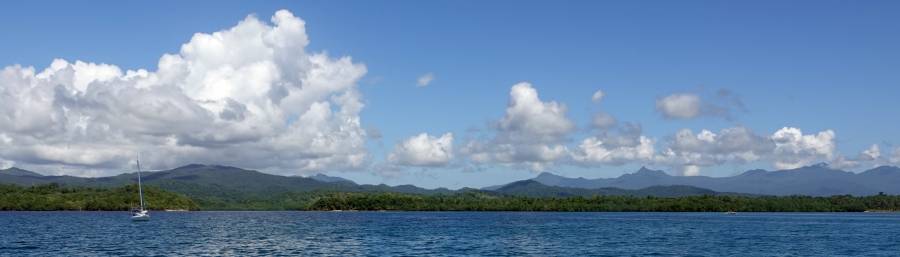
(0, 184, 197, 211)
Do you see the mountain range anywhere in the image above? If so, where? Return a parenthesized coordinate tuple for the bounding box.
(520, 164, 900, 196)
(0, 164, 726, 200)
(0, 164, 454, 197)
(2, 163, 899, 199)
(490, 180, 743, 198)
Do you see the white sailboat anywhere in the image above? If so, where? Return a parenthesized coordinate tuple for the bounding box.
(131, 156, 150, 221)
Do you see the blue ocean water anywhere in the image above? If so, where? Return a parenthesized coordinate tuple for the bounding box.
(1, 212, 898, 256)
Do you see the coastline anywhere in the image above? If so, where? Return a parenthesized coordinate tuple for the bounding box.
(4, 184, 899, 212)
(3, 209, 899, 213)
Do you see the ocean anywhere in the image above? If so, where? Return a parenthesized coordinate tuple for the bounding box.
(1, 211, 898, 256)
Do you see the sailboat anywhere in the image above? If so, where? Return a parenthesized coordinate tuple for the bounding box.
(131, 156, 150, 221)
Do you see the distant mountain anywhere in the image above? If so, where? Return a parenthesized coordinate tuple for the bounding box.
(526, 164, 900, 196)
(0, 164, 452, 203)
(308, 173, 355, 184)
(5, 164, 898, 198)
(0, 167, 42, 177)
(0, 165, 725, 199)
(493, 180, 726, 197)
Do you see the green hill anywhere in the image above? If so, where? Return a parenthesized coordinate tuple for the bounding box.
(0, 165, 457, 210)
(0, 165, 755, 210)
(0, 183, 197, 211)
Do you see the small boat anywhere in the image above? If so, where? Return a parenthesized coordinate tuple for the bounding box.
(131, 209, 150, 221)
(131, 156, 150, 221)
(725, 211, 737, 215)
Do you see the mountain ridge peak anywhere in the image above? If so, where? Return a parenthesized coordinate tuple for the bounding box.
(633, 167, 668, 176)
(535, 172, 564, 179)
(0, 167, 43, 177)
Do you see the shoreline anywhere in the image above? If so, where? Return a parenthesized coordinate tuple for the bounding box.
(2, 210, 898, 213)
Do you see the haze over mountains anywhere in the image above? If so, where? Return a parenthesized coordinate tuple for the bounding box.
(524, 164, 900, 196)
(2, 164, 899, 197)
(0, 164, 449, 196)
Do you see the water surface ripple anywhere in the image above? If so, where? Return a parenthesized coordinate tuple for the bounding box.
(1, 212, 898, 256)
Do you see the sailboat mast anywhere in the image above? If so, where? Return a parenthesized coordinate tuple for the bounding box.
(136, 156, 144, 210)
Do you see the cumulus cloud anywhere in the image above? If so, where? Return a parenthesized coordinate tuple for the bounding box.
(655, 90, 746, 120)
(656, 93, 701, 119)
(416, 72, 434, 87)
(451, 82, 852, 175)
(771, 127, 836, 169)
(648, 126, 865, 175)
(388, 133, 454, 167)
(451, 83, 861, 175)
(651, 127, 773, 176)
(829, 144, 888, 170)
(662, 127, 773, 166)
(498, 83, 574, 142)
(571, 135, 655, 165)
(591, 112, 617, 129)
(461, 82, 573, 171)
(451, 81, 860, 175)
(0, 10, 369, 176)
(861, 144, 881, 161)
(591, 89, 605, 103)
(0, 159, 13, 170)
(682, 165, 701, 176)
(571, 123, 655, 166)
(658, 127, 889, 174)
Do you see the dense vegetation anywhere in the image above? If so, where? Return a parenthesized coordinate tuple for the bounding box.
(0, 184, 198, 211)
(3, 183, 900, 212)
(305, 192, 900, 212)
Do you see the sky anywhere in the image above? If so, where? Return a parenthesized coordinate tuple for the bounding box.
(1, 1, 899, 189)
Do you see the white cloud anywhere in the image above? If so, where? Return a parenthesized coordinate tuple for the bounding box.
(828, 155, 860, 170)
(0, 159, 13, 170)
(591, 89, 605, 103)
(682, 165, 700, 176)
(828, 144, 885, 170)
(630, 126, 847, 175)
(0, 10, 369, 176)
(591, 112, 617, 129)
(659, 127, 773, 168)
(655, 90, 746, 120)
(831, 144, 888, 170)
(771, 127, 836, 169)
(571, 123, 656, 166)
(462, 82, 573, 171)
(861, 144, 881, 161)
(571, 135, 655, 165)
(656, 93, 701, 119)
(451, 84, 858, 174)
(416, 72, 434, 87)
(388, 133, 454, 167)
(498, 82, 574, 142)
(657, 127, 887, 173)
(451, 84, 852, 174)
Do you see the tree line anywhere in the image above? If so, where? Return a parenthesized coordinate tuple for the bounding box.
(3, 184, 900, 212)
(0, 184, 198, 211)
(305, 191, 900, 212)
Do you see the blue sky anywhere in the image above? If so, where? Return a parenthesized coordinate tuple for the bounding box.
(1, 1, 899, 188)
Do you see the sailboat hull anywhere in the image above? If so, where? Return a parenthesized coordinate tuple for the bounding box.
(131, 212, 150, 221)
